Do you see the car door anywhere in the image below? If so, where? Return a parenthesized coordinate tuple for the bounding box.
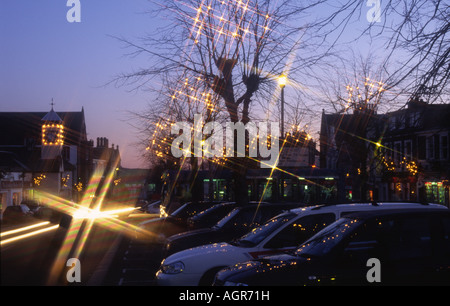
(381, 214, 435, 284)
(330, 213, 440, 285)
(432, 214, 450, 284)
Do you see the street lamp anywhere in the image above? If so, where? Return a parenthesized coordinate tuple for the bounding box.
(278, 75, 287, 139)
(277, 75, 287, 202)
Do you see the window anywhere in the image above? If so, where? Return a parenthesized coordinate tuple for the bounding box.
(441, 135, 448, 160)
(418, 136, 426, 160)
(265, 213, 335, 248)
(341, 215, 433, 264)
(427, 136, 435, 160)
(434, 134, 440, 160)
(411, 112, 421, 127)
(238, 212, 298, 246)
(387, 216, 432, 261)
(395, 116, 402, 129)
(388, 116, 395, 131)
(394, 142, 402, 165)
(223, 208, 266, 231)
(63, 146, 70, 161)
(342, 217, 394, 264)
(404, 113, 410, 128)
(12, 192, 20, 205)
(404, 141, 412, 159)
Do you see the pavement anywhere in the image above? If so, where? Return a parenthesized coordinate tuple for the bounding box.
(87, 233, 124, 285)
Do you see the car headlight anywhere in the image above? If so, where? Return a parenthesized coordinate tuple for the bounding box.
(224, 281, 248, 286)
(161, 261, 185, 274)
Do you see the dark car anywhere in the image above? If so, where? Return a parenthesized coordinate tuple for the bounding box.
(163, 203, 301, 257)
(21, 199, 40, 213)
(214, 208, 450, 286)
(1, 204, 34, 224)
(135, 201, 227, 243)
(34, 205, 66, 224)
(138, 200, 162, 215)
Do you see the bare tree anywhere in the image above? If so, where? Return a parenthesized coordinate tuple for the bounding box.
(300, 0, 449, 103)
(318, 52, 392, 201)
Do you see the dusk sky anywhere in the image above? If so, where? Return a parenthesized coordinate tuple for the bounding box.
(1, 0, 390, 169)
(1, 0, 159, 168)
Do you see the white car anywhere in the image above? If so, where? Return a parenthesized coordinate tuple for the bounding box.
(155, 202, 447, 286)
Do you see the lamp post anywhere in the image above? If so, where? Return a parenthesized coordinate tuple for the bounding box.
(277, 75, 287, 202)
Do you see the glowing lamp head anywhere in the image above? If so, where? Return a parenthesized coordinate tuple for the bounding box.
(278, 75, 287, 88)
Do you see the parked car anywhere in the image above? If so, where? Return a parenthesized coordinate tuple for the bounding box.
(1, 204, 35, 224)
(122, 201, 163, 224)
(162, 202, 301, 258)
(34, 205, 65, 223)
(135, 201, 228, 243)
(214, 207, 450, 286)
(21, 199, 40, 213)
(156, 202, 445, 286)
(141, 200, 162, 214)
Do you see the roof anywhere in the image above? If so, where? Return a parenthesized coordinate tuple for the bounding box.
(0, 110, 87, 173)
(41, 108, 62, 122)
(0, 151, 31, 172)
(341, 207, 449, 220)
(0, 110, 87, 146)
(290, 201, 447, 214)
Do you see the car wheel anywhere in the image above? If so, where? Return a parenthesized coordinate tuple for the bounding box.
(199, 267, 227, 286)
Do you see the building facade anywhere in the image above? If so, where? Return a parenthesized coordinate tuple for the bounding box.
(0, 107, 123, 216)
(380, 98, 450, 206)
(320, 98, 450, 207)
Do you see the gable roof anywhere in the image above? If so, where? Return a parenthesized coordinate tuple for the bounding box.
(0, 110, 87, 146)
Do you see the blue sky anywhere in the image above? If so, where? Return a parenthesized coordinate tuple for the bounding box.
(0, 0, 391, 168)
(1, 0, 157, 168)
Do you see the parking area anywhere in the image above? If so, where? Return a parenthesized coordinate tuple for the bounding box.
(100, 236, 162, 286)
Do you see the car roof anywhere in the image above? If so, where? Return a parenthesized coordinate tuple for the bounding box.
(232, 202, 300, 211)
(289, 202, 447, 215)
(341, 207, 450, 220)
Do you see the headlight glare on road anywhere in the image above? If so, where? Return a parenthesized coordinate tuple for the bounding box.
(161, 261, 185, 274)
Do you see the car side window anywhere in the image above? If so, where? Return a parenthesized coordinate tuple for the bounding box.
(226, 209, 260, 230)
(387, 216, 432, 261)
(264, 213, 335, 249)
(341, 217, 393, 264)
(342, 215, 433, 263)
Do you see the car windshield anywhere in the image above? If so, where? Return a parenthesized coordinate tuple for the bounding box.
(169, 203, 189, 217)
(171, 202, 225, 219)
(293, 217, 361, 258)
(192, 204, 229, 220)
(213, 208, 240, 229)
(233, 212, 298, 247)
(20, 204, 31, 213)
